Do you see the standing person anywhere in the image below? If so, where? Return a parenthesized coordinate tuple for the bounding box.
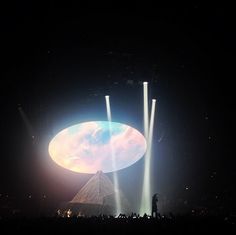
(152, 193, 158, 218)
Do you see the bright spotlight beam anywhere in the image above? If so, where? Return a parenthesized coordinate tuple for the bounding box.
(105, 95, 122, 215)
(105, 96, 112, 120)
(140, 81, 149, 215)
(140, 98, 156, 215)
(143, 82, 149, 140)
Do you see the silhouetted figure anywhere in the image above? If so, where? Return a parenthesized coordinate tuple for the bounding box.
(152, 193, 158, 218)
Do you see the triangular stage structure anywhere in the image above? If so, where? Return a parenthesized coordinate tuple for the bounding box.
(62, 171, 130, 216)
(71, 170, 116, 205)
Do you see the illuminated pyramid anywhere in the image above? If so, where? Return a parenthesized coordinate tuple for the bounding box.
(71, 171, 116, 204)
(67, 171, 130, 216)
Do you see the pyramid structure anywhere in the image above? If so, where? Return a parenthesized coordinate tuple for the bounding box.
(65, 171, 130, 216)
(71, 171, 116, 205)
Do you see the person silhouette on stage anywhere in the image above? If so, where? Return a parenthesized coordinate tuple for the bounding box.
(152, 193, 159, 218)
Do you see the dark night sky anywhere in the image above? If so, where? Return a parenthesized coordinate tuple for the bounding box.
(0, 6, 235, 215)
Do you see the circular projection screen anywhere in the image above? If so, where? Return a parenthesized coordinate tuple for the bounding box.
(49, 121, 146, 173)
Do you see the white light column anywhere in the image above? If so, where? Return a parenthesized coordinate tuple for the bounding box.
(140, 92, 157, 215)
(143, 82, 149, 140)
(105, 95, 121, 215)
(140, 82, 149, 215)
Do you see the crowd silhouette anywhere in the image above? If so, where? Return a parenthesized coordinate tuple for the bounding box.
(0, 211, 234, 234)
(0, 194, 235, 234)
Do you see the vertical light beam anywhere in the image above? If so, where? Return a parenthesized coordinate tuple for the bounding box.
(105, 96, 112, 121)
(105, 95, 121, 215)
(143, 82, 149, 140)
(140, 98, 156, 215)
(140, 82, 149, 214)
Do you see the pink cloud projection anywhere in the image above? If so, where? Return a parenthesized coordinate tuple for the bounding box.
(48, 121, 147, 173)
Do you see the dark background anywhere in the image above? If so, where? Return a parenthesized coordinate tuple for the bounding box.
(0, 5, 234, 216)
